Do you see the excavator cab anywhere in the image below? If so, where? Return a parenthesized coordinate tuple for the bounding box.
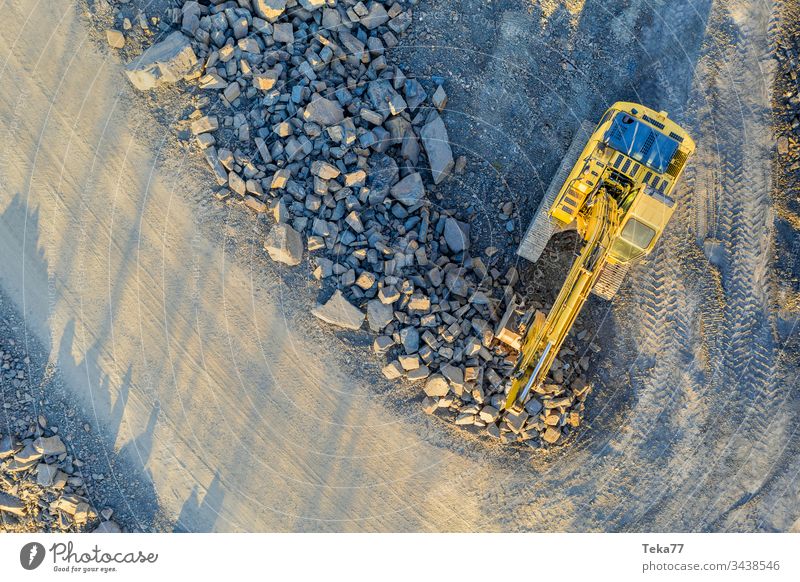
(497, 103, 695, 415)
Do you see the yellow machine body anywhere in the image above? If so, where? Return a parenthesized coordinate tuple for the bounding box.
(502, 102, 696, 413)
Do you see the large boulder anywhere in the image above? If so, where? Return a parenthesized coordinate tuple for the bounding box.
(312, 291, 365, 330)
(420, 113, 454, 184)
(263, 224, 303, 266)
(125, 32, 198, 91)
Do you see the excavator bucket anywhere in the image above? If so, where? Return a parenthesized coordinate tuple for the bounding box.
(517, 120, 595, 264)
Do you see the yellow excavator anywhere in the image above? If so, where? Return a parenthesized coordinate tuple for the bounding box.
(496, 102, 695, 414)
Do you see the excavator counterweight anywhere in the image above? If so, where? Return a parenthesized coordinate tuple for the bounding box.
(498, 103, 696, 413)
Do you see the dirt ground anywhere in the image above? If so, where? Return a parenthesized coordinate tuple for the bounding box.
(0, 0, 798, 531)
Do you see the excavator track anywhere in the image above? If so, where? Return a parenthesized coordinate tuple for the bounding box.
(517, 120, 595, 263)
(592, 262, 631, 300)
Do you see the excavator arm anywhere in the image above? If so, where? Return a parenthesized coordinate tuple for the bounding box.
(505, 192, 619, 413)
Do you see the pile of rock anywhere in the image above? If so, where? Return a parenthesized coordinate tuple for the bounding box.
(124, 0, 594, 446)
(0, 421, 120, 532)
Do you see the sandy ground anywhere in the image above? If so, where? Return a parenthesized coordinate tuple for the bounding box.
(0, 0, 798, 531)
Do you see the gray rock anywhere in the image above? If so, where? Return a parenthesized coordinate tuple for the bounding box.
(368, 154, 399, 203)
(420, 113, 454, 184)
(264, 224, 303, 266)
(303, 96, 345, 126)
(373, 335, 395, 353)
(424, 374, 450, 397)
(382, 360, 404, 379)
(367, 299, 394, 331)
(432, 85, 448, 111)
(390, 172, 424, 206)
(37, 463, 59, 486)
(0, 434, 17, 459)
(125, 31, 198, 91)
(444, 217, 470, 253)
(439, 363, 464, 388)
(252, 0, 286, 22)
(312, 290, 365, 330)
(524, 398, 543, 415)
(339, 31, 366, 58)
(367, 79, 407, 117)
(33, 435, 66, 456)
(407, 365, 430, 381)
(400, 326, 420, 353)
(299, 0, 326, 10)
(191, 115, 218, 135)
(0, 491, 25, 517)
(362, 3, 389, 30)
(273, 22, 294, 44)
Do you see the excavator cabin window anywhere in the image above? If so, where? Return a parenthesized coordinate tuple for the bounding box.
(610, 218, 656, 262)
(604, 114, 679, 174)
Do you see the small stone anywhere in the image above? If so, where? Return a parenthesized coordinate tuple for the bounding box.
(264, 224, 303, 266)
(367, 299, 394, 331)
(424, 374, 450, 397)
(191, 115, 218, 135)
(311, 160, 340, 179)
(422, 397, 438, 414)
(407, 366, 430, 381)
(382, 360, 404, 380)
(273, 22, 294, 44)
(33, 435, 66, 456)
(37, 463, 59, 487)
(252, 0, 286, 22)
(400, 326, 420, 353)
(228, 171, 246, 196)
(505, 411, 529, 432)
(304, 96, 345, 126)
(479, 405, 500, 423)
(398, 354, 420, 371)
(443, 217, 469, 253)
(0, 491, 26, 517)
(524, 398, 543, 415)
(373, 335, 394, 353)
(431, 86, 448, 111)
(271, 168, 290, 189)
(362, 3, 389, 29)
(390, 172, 425, 206)
(106, 29, 125, 49)
(312, 290, 365, 330)
(356, 271, 376, 291)
(543, 426, 561, 444)
(420, 113, 454, 184)
(439, 363, 464, 388)
(455, 413, 475, 426)
(378, 286, 401, 304)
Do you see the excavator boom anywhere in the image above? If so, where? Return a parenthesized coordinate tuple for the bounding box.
(506, 193, 619, 413)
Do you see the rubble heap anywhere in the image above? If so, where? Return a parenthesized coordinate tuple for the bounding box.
(119, 0, 596, 447)
(0, 422, 119, 532)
